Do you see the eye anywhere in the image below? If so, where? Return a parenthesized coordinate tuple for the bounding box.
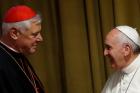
(105, 44, 111, 50)
(32, 32, 39, 37)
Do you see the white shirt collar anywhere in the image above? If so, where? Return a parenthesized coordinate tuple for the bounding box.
(0, 40, 19, 53)
(122, 54, 140, 74)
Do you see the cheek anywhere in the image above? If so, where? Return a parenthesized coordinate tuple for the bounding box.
(24, 38, 36, 44)
(111, 50, 122, 60)
(20, 40, 34, 48)
(113, 52, 124, 65)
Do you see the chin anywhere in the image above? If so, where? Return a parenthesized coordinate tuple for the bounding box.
(30, 50, 36, 54)
(31, 47, 37, 52)
(27, 49, 36, 54)
(111, 63, 117, 69)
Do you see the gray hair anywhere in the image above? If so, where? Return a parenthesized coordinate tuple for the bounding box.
(2, 14, 42, 35)
(118, 31, 140, 54)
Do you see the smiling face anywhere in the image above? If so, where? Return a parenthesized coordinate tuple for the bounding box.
(15, 21, 43, 55)
(104, 29, 126, 70)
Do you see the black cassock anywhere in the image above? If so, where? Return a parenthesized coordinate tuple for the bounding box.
(0, 42, 45, 93)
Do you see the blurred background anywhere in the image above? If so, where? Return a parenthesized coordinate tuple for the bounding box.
(1, 0, 140, 93)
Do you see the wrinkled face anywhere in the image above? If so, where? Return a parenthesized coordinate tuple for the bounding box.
(104, 29, 126, 70)
(16, 21, 43, 55)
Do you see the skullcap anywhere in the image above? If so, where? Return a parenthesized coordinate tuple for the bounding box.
(116, 25, 140, 46)
(3, 5, 36, 23)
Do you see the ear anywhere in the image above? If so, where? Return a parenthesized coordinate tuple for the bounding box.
(9, 28, 20, 40)
(122, 43, 131, 56)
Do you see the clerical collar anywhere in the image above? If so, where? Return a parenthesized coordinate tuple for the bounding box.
(0, 40, 19, 53)
(122, 54, 140, 74)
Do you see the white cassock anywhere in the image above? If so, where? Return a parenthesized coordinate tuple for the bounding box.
(102, 54, 140, 93)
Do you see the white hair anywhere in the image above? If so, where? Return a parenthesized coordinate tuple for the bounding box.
(2, 14, 42, 35)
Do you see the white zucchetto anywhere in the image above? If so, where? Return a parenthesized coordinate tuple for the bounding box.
(116, 25, 140, 47)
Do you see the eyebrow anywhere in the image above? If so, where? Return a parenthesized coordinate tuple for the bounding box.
(104, 44, 111, 48)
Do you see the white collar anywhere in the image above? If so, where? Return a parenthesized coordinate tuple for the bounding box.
(122, 54, 140, 74)
(0, 40, 19, 53)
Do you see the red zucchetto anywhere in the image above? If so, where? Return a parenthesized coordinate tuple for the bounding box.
(3, 5, 36, 23)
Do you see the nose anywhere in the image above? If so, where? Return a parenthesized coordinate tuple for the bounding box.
(37, 33, 43, 42)
(104, 49, 109, 56)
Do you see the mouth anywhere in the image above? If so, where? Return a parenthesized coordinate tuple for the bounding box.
(31, 44, 37, 49)
(33, 45, 37, 49)
(108, 55, 116, 68)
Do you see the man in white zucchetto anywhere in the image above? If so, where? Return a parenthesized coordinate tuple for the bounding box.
(102, 25, 140, 93)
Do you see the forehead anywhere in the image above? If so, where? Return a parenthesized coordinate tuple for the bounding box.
(29, 22, 41, 31)
(105, 29, 120, 45)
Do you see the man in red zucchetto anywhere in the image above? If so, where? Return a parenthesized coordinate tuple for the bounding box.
(0, 5, 45, 93)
